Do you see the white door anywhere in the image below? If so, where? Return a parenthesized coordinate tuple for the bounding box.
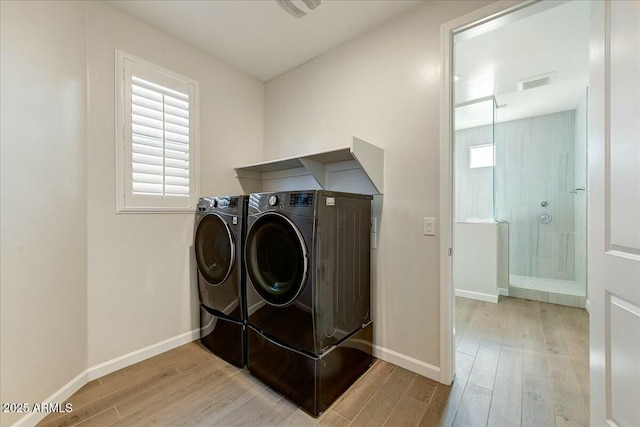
(589, 1, 640, 426)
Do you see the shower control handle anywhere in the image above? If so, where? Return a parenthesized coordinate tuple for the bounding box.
(540, 200, 548, 207)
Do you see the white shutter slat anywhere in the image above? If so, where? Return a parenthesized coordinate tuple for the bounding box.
(132, 123, 163, 140)
(165, 176, 189, 186)
(132, 94, 163, 112)
(165, 141, 189, 153)
(165, 166, 189, 178)
(133, 182, 164, 194)
(164, 113, 189, 127)
(133, 172, 164, 184)
(132, 163, 163, 175)
(133, 153, 164, 167)
(132, 104, 163, 121)
(132, 84, 163, 102)
(132, 143, 163, 157)
(165, 122, 189, 136)
(164, 149, 189, 161)
(166, 158, 188, 169)
(165, 95, 189, 110)
(165, 104, 189, 120)
(132, 114, 163, 131)
(132, 135, 163, 149)
(165, 131, 189, 144)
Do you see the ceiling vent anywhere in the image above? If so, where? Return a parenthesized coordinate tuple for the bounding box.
(518, 71, 556, 91)
(277, 0, 322, 18)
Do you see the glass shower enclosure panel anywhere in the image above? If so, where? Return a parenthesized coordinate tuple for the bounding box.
(454, 96, 497, 222)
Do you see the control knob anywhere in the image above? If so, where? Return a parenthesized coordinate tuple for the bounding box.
(268, 195, 279, 206)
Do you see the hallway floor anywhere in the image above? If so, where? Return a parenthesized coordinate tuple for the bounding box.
(452, 296, 589, 427)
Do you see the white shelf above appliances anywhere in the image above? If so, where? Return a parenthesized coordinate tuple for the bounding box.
(235, 137, 384, 195)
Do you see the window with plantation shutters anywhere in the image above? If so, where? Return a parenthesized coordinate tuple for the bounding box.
(116, 50, 199, 212)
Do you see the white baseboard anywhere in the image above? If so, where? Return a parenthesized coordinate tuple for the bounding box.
(13, 328, 200, 427)
(455, 288, 499, 303)
(585, 299, 591, 313)
(373, 345, 440, 383)
(12, 370, 89, 427)
(498, 287, 509, 297)
(87, 328, 200, 381)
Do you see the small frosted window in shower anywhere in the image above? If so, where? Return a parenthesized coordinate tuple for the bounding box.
(469, 144, 495, 168)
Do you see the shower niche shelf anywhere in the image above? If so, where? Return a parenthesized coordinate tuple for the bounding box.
(235, 137, 384, 195)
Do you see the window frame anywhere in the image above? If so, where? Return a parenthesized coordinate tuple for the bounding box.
(115, 49, 200, 213)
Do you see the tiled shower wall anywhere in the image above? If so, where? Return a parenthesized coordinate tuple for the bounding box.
(574, 90, 588, 291)
(495, 110, 576, 281)
(456, 110, 579, 281)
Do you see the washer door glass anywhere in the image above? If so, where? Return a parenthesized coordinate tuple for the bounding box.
(246, 212, 308, 306)
(195, 214, 235, 285)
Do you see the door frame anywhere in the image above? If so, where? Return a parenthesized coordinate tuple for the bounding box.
(439, 0, 540, 385)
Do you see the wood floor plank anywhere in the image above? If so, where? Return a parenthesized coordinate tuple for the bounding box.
(114, 356, 229, 417)
(315, 411, 350, 427)
(455, 298, 479, 349)
(404, 374, 438, 404)
(383, 396, 428, 427)
(208, 386, 298, 426)
(40, 368, 181, 427)
(521, 372, 555, 427)
(418, 383, 454, 427)
(279, 408, 317, 427)
(457, 302, 496, 357)
(331, 359, 395, 421)
(539, 303, 571, 357)
(349, 367, 416, 427)
(420, 351, 475, 427)
(467, 344, 500, 391)
(452, 383, 492, 427)
(547, 355, 590, 426)
(522, 350, 549, 378)
(110, 364, 245, 426)
(71, 407, 120, 427)
(479, 297, 511, 347)
(487, 347, 523, 427)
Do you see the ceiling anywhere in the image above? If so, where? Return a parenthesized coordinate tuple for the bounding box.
(106, 0, 425, 82)
(454, 1, 590, 129)
(106, 0, 589, 127)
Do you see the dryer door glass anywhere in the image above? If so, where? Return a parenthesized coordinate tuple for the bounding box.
(246, 212, 308, 306)
(195, 214, 235, 285)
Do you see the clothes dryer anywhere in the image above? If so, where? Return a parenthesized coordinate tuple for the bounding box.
(244, 190, 373, 416)
(194, 195, 247, 367)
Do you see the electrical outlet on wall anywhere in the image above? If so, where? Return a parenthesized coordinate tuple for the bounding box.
(424, 217, 436, 236)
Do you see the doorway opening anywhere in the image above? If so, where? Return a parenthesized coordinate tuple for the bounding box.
(441, 1, 591, 424)
(452, 0, 590, 308)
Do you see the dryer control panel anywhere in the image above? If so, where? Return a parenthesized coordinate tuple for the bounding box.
(290, 192, 314, 207)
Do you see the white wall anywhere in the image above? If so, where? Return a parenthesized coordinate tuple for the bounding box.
(85, 1, 263, 367)
(1, 3, 263, 423)
(0, 2, 88, 426)
(264, 0, 493, 376)
(454, 222, 508, 303)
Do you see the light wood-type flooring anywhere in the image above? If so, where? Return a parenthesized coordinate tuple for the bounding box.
(38, 297, 589, 427)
